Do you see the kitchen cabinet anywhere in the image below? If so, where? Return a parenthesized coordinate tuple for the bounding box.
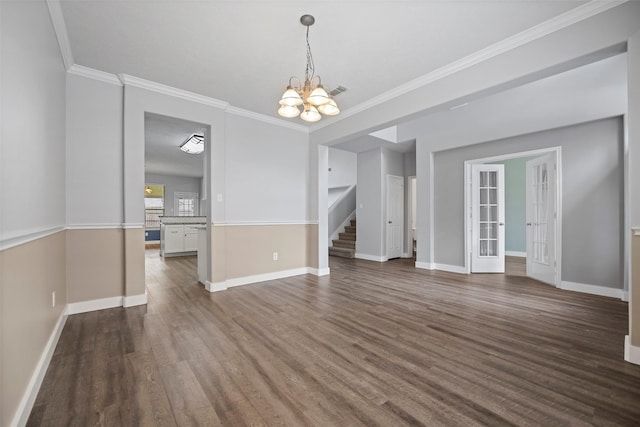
(161, 223, 203, 256)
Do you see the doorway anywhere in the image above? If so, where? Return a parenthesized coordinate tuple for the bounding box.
(464, 147, 562, 286)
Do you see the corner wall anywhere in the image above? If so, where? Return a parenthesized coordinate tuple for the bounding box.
(0, 1, 67, 425)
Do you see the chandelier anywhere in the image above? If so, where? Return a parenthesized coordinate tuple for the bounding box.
(278, 15, 340, 122)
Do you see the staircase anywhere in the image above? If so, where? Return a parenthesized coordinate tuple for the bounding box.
(329, 219, 356, 258)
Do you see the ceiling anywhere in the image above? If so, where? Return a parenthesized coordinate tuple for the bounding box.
(58, 0, 589, 124)
(144, 113, 206, 178)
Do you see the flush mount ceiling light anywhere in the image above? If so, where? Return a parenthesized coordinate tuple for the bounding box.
(278, 14, 341, 122)
(179, 134, 204, 154)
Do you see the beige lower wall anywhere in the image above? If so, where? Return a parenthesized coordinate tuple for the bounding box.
(67, 228, 125, 303)
(632, 233, 640, 345)
(124, 228, 145, 297)
(212, 225, 227, 283)
(307, 223, 319, 269)
(1, 231, 67, 426)
(222, 224, 316, 280)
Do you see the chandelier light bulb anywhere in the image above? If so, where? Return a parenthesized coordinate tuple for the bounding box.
(278, 104, 301, 118)
(307, 86, 330, 106)
(300, 105, 321, 122)
(279, 87, 303, 106)
(318, 99, 340, 116)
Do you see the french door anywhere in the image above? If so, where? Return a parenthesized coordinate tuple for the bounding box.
(526, 154, 557, 285)
(471, 164, 505, 273)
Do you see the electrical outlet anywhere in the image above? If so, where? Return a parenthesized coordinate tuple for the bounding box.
(273, 251, 279, 261)
(52, 291, 56, 308)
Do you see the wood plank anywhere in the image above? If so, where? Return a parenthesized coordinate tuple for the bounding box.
(27, 251, 640, 426)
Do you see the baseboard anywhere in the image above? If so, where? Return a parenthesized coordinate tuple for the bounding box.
(415, 261, 435, 270)
(622, 291, 629, 302)
(10, 309, 68, 427)
(205, 267, 331, 293)
(205, 281, 228, 292)
(560, 281, 624, 299)
(66, 296, 124, 315)
(123, 293, 148, 307)
(401, 252, 411, 259)
(355, 253, 388, 262)
(433, 263, 467, 274)
(505, 251, 526, 257)
(625, 335, 640, 365)
(309, 267, 330, 276)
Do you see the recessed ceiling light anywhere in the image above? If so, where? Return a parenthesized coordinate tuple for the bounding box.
(180, 134, 204, 154)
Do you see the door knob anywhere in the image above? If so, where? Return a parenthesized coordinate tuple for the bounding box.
(526, 223, 532, 226)
(388, 221, 392, 224)
(499, 223, 504, 226)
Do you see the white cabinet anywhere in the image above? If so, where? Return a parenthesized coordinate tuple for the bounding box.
(184, 225, 200, 252)
(164, 225, 185, 254)
(161, 223, 203, 256)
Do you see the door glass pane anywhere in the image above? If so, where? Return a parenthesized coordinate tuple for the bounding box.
(489, 171, 497, 187)
(532, 164, 549, 264)
(487, 240, 497, 257)
(480, 188, 488, 204)
(480, 171, 488, 187)
(489, 188, 497, 204)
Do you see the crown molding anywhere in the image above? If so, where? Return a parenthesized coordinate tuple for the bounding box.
(310, 0, 628, 132)
(118, 74, 229, 110)
(225, 106, 309, 133)
(46, 0, 74, 70)
(68, 64, 122, 86)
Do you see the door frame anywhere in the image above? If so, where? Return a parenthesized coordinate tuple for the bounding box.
(463, 147, 562, 285)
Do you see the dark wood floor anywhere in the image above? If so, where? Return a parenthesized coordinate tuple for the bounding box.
(28, 252, 640, 426)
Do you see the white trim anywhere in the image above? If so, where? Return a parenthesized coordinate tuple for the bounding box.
(226, 106, 309, 133)
(46, 0, 74, 70)
(505, 251, 527, 258)
(122, 223, 145, 229)
(68, 64, 122, 86)
(123, 293, 148, 307)
(118, 74, 229, 109)
(401, 252, 412, 259)
(310, 0, 628, 132)
(355, 253, 388, 262)
(632, 227, 640, 236)
(10, 309, 67, 427)
(415, 261, 435, 270)
(433, 263, 468, 275)
(67, 223, 123, 230)
(205, 281, 228, 292)
(309, 267, 330, 276)
(0, 226, 65, 251)
(560, 281, 624, 299)
(204, 267, 321, 293)
(66, 296, 123, 315)
(213, 221, 318, 227)
(622, 291, 629, 302)
(625, 335, 640, 365)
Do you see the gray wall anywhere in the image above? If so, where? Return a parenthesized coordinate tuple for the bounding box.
(356, 149, 383, 258)
(328, 147, 357, 188)
(145, 173, 202, 216)
(434, 117, 623, 289)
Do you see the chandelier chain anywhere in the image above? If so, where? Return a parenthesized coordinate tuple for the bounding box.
(305, 25, 315, 84)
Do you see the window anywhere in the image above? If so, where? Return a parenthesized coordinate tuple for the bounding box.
(144, 184, 165, 229)
(174, 192, 199, 217)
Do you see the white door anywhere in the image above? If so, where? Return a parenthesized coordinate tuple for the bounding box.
(386, 175, 404, 259)
(526, 154, 557, 285)
(471, 164, 505, 273)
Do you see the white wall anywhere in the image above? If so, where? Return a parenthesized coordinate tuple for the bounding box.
(328, 147, 357, 188)
(1, 1, 67, 240)
(66, 74, 123, 226)
(224, 114, 309, 222)
(145, 173, 201, 217)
